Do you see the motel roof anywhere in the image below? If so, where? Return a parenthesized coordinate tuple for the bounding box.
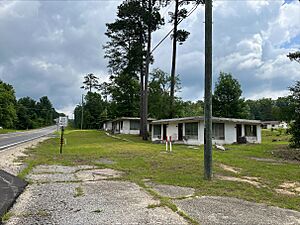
(151, 116, 261, 125)
(111, 117, 156, 122)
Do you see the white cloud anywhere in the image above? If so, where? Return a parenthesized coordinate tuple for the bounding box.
(0, 0, 299, 117)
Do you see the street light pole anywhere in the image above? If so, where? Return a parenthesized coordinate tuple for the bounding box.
(81, 94, 84, 130)
(204, 0, 213, 180)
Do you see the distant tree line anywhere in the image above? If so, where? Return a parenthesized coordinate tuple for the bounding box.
(0, 80, 62, 129)
(74, 69, 298, 127)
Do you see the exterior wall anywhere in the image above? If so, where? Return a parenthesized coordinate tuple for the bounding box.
(104, 121, 112, 131)
(167, 123, 178, 141)
(212, 122, 236, 145)
(245, 125, 261, 143)
(184, 122, 201, 145)
(151, 121, 262, 145)
(119, 120, 151, 135)
(120, 120, 130, 134)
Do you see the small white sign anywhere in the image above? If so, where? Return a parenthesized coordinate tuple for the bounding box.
(58, 116, 68, 127)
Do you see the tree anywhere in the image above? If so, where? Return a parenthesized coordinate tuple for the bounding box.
(168, 0, 202, 117)
(287, 81, 300, 148)
(287, 51, 300, 63)
(16, 97, 38, 129)
(246, 98, 274, 121)
(104, 0, 164, 140)
(81, 73, 100, 92)
(36, 96, 54, 126)
(176, 100, 204, 117)
(0, 80, 17, 128)
(74, 92, 105, 129)
(213, 72, 249, 119)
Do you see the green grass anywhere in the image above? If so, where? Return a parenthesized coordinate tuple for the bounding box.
(19, 129, 300, 211)
(0, 129, 19, 134)
(74, 186, 84, 197)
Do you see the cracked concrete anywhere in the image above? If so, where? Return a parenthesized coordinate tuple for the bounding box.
(4, 166, 188, 225)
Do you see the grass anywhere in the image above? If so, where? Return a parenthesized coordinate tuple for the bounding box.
(0, 129, 19, 134)
(74, 186, 84, 197)
(19, 129, 300, 211)
(1, 212, 14, 223)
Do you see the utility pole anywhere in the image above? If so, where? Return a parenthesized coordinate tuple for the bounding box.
(170, 0, 179, 118)
(81, 94, 84, 130)
(204, 0, 213, 180)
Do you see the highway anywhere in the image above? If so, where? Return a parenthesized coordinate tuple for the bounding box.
(0, 126, 57, 151)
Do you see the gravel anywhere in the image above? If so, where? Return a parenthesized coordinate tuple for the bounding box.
(5, 181, 188, 225)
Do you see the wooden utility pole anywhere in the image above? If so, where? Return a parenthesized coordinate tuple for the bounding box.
(142, 0, 152, 140)
(81, 94, 84, 130)
(170, 0, 179, 118)
(204, 0, 213, 180)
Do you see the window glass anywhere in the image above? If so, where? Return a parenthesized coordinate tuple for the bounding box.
(130, 120, 140, 130)
(212, 123, 225, 140)
(245, 125, 257, 137)
(185, 122, 198, 139)
(153, 125, 161, 138)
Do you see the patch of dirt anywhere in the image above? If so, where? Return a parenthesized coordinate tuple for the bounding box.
(272, 146, 300, 162)
(248, 157, 281, 163)
(218, 163, 241, 174)
(275, 182, 300, 196)
(215, 175, 261, 188)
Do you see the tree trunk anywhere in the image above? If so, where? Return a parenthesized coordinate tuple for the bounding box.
(169, 0, 179, 118)
(142, 0, 152, 140)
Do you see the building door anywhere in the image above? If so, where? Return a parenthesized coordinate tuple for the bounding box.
(178, 123, 183, 141)
(236, 124, 242, 141)
(163, 124, 167, 140)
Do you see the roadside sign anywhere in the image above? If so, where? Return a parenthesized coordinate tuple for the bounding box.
(58, 117, 68, 127)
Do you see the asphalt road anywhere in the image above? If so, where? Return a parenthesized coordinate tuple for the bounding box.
(0, 126, 57, 151)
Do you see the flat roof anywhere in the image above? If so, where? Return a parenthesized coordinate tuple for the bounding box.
(111, 117, 156, 122)
(151, 116, 261, 124)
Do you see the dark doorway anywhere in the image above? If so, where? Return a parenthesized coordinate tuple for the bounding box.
(163, 124, 167, 140)
(178, 123, 183, 141)
(236, 124, 242, 141)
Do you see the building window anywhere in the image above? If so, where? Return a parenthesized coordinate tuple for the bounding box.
(153, 125, 161, 138)
(245, 125, 257, 137)
(212, 123, 225, 140)
(130, 120, 140, 130)
(185, 122, 198, 140)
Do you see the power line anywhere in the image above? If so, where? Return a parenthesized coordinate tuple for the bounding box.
(151, 2, 201, 54)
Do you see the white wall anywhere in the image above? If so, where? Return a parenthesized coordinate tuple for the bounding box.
(166, 123, 178, 141)
(119, 120, 151, 135)
(151, 121, 262, 145)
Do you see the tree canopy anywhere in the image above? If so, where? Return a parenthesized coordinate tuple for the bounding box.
(287, 81, 300, 148)
(212, 72, 249, 119)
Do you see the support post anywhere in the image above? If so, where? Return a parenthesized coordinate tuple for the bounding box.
(81, 94, 84, 130)
(204, 0, 213, 180)
(60, 126, 64, 154)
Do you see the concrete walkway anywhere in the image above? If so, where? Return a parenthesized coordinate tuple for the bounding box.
(3, 164, 300, 225)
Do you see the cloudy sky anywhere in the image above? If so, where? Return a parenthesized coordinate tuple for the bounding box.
(0, 0, 299, 117)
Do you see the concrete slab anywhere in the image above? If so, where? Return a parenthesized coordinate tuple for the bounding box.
(5, 181, 188, 225)
(26, 173, 77, 183)
(31, 165, 78, 174)
(0, 170, 27, 217)
(75, 168, 123, 181)
(147, 183, 195, 198)
(174, 196, 300, 225)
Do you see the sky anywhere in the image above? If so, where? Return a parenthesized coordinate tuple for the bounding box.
(0, 0, 299, 117)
